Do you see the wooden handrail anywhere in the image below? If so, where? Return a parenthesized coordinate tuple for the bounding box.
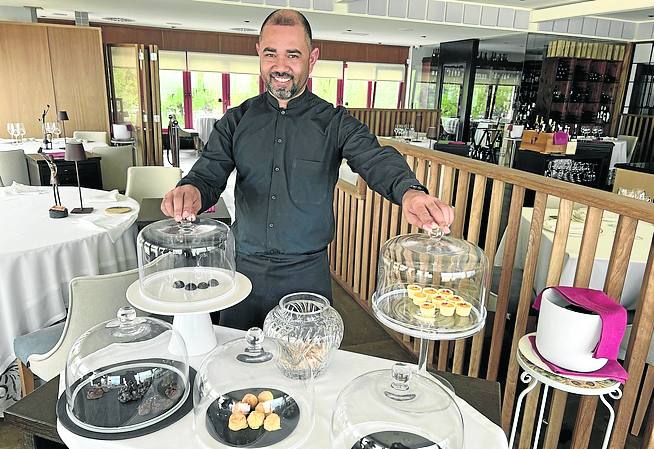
(380, 138, 654, 222)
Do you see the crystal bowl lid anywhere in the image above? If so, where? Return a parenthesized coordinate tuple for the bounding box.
(139, 218, 230, 250)
(331, 363, 464, 449)
(382, 228, 484, 261)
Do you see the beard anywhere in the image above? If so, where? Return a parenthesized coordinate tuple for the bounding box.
(265, 71, 301, 100)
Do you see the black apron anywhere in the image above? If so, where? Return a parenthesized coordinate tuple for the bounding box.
(217, 250, 332, 330)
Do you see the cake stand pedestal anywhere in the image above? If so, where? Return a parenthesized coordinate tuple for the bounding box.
(126, 272, 252, 356)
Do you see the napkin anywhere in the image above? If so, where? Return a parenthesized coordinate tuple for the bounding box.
(534, 286, 626, 360)
(82, 189, 120, 203)
(0, 182, 49, 198)
(529, 336, 628, 383)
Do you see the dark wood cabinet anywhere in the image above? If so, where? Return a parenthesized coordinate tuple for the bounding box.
(28, 156, 103, 190)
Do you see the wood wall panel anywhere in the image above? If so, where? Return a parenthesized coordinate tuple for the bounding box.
(47, 26, 109, 135)
(0, 23, 57, 138)
(41, 19, 409, 64)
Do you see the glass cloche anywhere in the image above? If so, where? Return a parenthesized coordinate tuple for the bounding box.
(60, 307, 190, 435)
(331, 363, 464, 449)
(193, 328, 315, 448)
(373, 229, 489, 339)
(137, 218, 236, 304)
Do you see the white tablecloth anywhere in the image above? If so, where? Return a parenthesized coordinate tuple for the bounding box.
(495, 207, 653, 310)
(58, 326, 508, 449)
(0, 138, 106, 154)
(194, 117, 220, 145)
(608, 140, 628, 169)
(0, 185, 139, 375)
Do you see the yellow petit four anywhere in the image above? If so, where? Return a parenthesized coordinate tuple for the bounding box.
(436, 288, 454, 297)
(419, 302, 436, 317)
(242, 393, 258, 408)
(455, 302, 472, 317)
(257, 390, 274, 403)
(228, 412, 248, 431)
(412, 291, 428, 305)
(247, 411, 265, 430)
(439, 301, 456, 317)
(431, 294, 447, 307)
(256, 401, 273, 415)
(422, 287, 438, 298)
(407, 284, 422, 300)
(450, 295, 465, 304)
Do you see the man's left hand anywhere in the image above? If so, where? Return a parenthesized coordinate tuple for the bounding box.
(402, 189, 454, 234)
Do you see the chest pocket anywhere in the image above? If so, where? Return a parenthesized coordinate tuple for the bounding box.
(289, 158, 329, 205)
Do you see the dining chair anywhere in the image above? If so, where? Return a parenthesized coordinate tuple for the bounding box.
(88, 145, 134, 192)
(125, 166, 182, 223)
(0, 149, 29, 187)
(619, 325, 654, 436)
(13, 268, 139, 395)
(72, 131, 109, 145)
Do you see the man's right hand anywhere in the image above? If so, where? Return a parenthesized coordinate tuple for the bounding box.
(161, 184, 202, 222)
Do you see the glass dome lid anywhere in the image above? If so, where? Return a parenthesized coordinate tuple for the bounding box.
(136, 218, 236, 304)
(331, 363, 464, 449)
(193, 328, 315, 448)
(373, 229, 489, 339)
(62, 307, 190, 435)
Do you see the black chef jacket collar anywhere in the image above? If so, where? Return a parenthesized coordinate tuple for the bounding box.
(265, 87, 311, 111)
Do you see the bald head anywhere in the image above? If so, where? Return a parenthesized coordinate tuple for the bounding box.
(260, 9, 312, 48)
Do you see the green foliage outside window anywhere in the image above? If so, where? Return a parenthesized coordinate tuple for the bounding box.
(230, 74, 260, 108)
(312, 78, 338, 106)
(112, 67, 139, 123)
(344, 80, 368, 108)
(471, 85, 489, 119)
(192, 72, 222, 118)
(160, 70, 184, 121)
(374, 81, 400, 109)
(492, 85, 515, 119)
(440, 84, 461, 117)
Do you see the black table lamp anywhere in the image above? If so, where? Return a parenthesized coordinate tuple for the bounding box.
(58, 111, 69, 144)
(65, 142, 93, 214)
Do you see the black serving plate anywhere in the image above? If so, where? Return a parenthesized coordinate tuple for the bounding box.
(205, 387, 299, 447)
(57, 359, 195, 440)
(352, 431, 439, 449)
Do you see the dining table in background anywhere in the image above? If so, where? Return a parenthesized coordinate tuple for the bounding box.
(0, 184, 139, 382)
(495, 207, 653, 310)
(0, 138, 106, 154)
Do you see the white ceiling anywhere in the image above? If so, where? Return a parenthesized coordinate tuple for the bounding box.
(599, 8, 654, 22)
(0, 0, 518, 46)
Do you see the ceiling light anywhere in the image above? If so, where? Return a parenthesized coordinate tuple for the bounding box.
(166, 22, 182, 26)
(398, 28, 413, 32)
(244, 20, 250, 23)
(342, 31, 369, 36)
(421, 35, 427, 38)
(102, 17, 135, 23)
(52, 12, 68, 16)
(649, 14, 654, 17)
(346, 29, 352, 31)
(230, 27, 258, 32)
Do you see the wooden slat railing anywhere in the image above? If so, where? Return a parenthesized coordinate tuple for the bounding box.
(330, 138, 654, 449)
(347, 108, 440, 136)
(618, 114, 654, 163)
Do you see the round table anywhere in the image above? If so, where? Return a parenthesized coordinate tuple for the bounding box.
(0, 185, 139, 376)
(509, 334, 622, 449)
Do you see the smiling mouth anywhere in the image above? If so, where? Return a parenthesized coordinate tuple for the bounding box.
(271, 73, 293, 83)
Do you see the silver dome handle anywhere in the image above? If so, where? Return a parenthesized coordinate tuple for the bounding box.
(237, 327, 273, 364)
(427, 226, 443, 241)
(178, 217, 196, 234)
(117, 306, 137, 325)
(391, 363, 412, 391)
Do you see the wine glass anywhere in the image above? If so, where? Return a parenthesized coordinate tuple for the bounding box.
(18, 123, 26, 143)
(52, 122, 61, 140)
(6, 123, 16, 142)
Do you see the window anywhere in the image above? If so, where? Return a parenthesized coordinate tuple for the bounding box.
(110, 46, 140, 124)
(230, 74, 260, 108)
(344, 80, 368, 108)
(440, 84, 461, 118)
(160, 70, 184, 121)
(471, 85, 490, 120)
(374, 81, 401, 108)
(492, 85, 515, 120)
(312, 78, 338, 106)
(191, 71, 223, 119)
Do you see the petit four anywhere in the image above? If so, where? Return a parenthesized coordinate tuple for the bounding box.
(419, 302, 436, 317)
(455, 302, 472, 317)
(439, 301, 456, 317)
(407, 284, 422, 300)
(412, 291, 428, 305)
(258, 390, 274, 403)
(263, 413, 282, 431)
(228, 412, 248, 431)
(242, 393, 258, 408)
(247, 411, 265, 430)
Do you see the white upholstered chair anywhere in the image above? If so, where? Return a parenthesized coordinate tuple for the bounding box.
(0, 149, 29, 186)
(13, 268, 140, 394)
(89, 145, 134, 192)
(125, 166, 182, 223)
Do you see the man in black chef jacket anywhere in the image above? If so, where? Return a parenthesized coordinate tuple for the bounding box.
(161, 9, 454, 330)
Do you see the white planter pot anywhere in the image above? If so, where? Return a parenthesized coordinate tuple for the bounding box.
(510, 125, 524, 139)
(535, 289, 607, 372)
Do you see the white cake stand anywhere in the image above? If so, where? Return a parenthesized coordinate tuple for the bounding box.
(372, 288, 487, 388)
(127, 271, 252, 357)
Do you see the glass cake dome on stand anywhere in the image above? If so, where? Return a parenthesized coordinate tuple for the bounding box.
(58, 306, 193, 438)
(193, 328, 315, 448)
(372, 228, 489, 379)
(330, 362, 464, 449)
(126, 218, 252, 356)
